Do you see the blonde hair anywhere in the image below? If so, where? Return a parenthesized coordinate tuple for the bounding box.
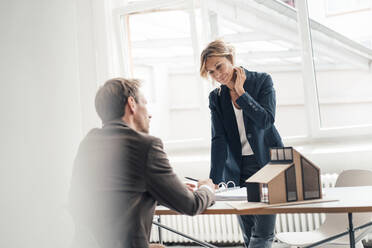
(200, 39, 235, 78)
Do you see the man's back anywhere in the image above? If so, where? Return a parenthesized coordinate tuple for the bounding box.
(69, 120, 214, 248)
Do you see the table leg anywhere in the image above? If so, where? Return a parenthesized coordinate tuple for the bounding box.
(348, 213, 355, 248)
(157, 216, 163, 245)
(152, 220, 218, 248)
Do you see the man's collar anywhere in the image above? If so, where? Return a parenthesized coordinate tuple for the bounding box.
(102, 118, 129, 128)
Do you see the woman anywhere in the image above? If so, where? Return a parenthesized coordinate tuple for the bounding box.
(200, 40, 284, 248)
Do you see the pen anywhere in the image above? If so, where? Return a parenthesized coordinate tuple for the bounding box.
(185, 176, 199, 182)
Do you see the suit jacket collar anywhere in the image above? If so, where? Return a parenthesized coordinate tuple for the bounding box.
(102, 119, 129, 128)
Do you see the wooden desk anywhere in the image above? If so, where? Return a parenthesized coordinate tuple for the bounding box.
(155, 186, 372, 248)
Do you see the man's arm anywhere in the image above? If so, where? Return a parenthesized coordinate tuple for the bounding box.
(145, 137, 215, 216)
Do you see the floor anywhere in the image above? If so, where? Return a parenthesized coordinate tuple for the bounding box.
(165, 240, 371, 247)
(165, 241, 290, 247)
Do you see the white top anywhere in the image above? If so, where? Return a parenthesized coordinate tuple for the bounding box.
(232, 102, 254, 156)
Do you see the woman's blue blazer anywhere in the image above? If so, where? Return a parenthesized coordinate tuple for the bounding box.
(209, 68, 284, 185)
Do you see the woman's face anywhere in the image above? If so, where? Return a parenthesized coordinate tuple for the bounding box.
(205, 56, 234, 86)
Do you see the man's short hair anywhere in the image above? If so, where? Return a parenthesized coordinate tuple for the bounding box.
(95, 78, 141, 123)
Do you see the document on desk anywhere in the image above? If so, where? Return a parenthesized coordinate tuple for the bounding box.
(215, 187, 248, 201)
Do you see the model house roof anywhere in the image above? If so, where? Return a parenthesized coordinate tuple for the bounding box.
(246, 163, 293, 184)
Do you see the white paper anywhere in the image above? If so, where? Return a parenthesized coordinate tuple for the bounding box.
(215, 187, 248, 201)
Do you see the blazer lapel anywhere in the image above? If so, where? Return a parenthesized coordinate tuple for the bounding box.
(220, 86, 242, 157)
(241, 69, 256, 152)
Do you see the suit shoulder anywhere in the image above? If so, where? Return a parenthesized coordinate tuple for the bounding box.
(209, 87, 221, 98)
(209, 87, 223, 103)
(245, 70, 273, 90)
(80, 128, 101, 144)
(208, 87, 222, 110)
(86, 127, 101, 135)
(245, 70, 270, 81)
(134, 131, 163, 148)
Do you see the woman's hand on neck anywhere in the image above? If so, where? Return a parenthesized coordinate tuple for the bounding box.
(226, 82, 235, 91)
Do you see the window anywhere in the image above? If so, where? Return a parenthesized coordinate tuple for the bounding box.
(270, 147, 293, 163)
(118, 4, 208, 142)
(113, 0, 372, 146)
(215, 13, 308, 138)
(301, 157, 321, 200)
(285, 165, 297, 202)
(281, 0, 295, 8)
(306, 1, 372, 130)
(326, 0, 371, 15)
(260, 183, 269, 203)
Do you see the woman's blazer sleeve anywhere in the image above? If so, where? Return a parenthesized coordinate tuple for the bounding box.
(235, 73, 276, 129)
(209, 90, 227, 184)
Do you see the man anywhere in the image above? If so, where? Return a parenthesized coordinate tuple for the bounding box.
(69, 78, 215, 248)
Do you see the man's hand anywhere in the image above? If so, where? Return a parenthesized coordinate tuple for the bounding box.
(185, 183, 196, 192)
(197, 179, 216, 193)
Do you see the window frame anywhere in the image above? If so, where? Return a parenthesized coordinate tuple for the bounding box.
(111, 0, 372, 147)
(325, 0, 372, 16)
(295, 0, 372, 140)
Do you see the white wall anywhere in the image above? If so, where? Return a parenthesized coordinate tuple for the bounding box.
(0, 0, 98, 247)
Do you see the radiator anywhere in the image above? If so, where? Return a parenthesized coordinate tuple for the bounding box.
(150, 173, 339, 244)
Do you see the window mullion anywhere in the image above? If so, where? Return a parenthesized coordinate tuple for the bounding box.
(295, 0, 321, 138)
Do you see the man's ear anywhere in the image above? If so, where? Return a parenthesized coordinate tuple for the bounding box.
(127, 96, 136, 114)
